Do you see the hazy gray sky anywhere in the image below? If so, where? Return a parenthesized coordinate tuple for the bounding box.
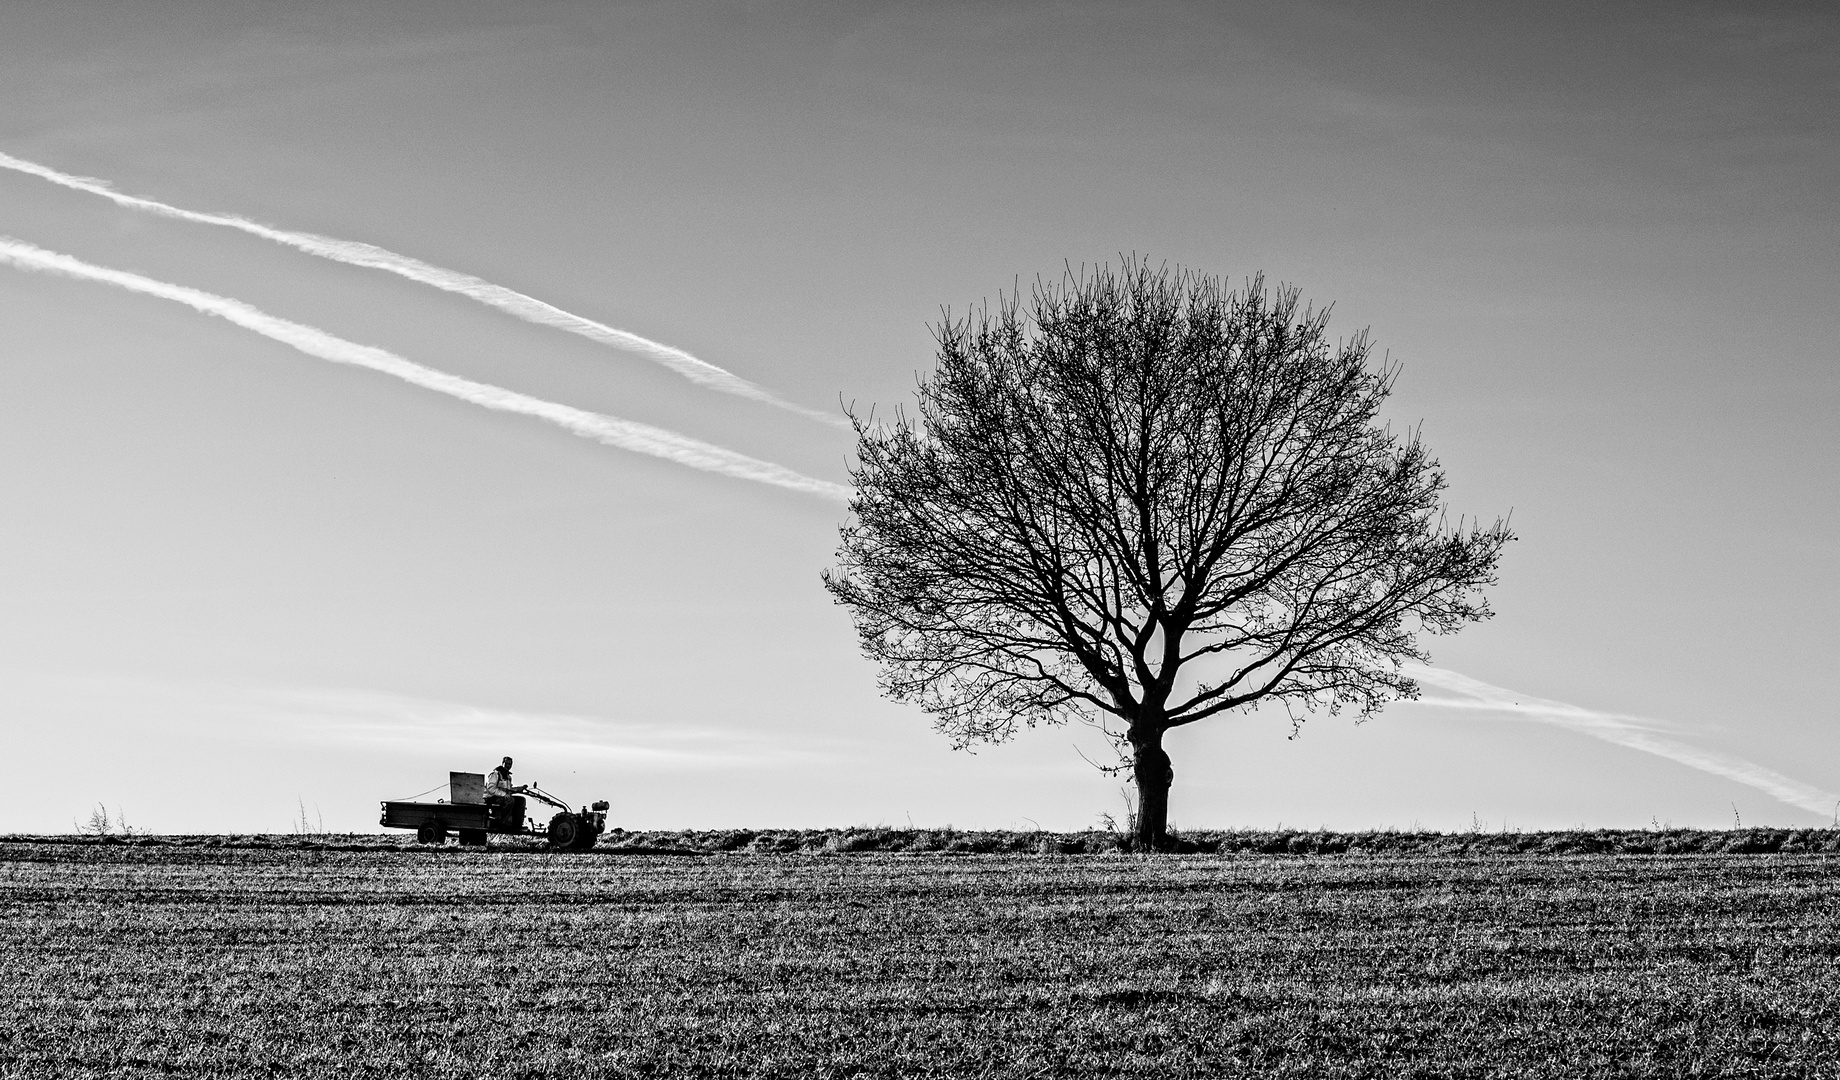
(2, 1, 1836, 832)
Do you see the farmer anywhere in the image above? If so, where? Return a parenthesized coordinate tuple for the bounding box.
(486, 756, 527, 798)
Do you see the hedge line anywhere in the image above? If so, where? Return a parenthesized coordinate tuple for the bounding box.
(11, 826, 1839, 856)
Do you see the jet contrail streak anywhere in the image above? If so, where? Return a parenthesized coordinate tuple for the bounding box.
(1405, 664, 1836, 818)
(0, 238, 851, 502)
(0, 150, 845, 427)
(261, 686, 840, 768)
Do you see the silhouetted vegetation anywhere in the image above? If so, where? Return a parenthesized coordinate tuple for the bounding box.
(828, 261, 1511, 850)
(13, 826, 1839, 856)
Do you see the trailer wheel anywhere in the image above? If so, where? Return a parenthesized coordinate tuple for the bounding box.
(546, 813, 584, 851)
(416, 821, 447, 845)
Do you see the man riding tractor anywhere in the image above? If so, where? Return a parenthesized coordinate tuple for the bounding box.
(378, 757, 608, 850)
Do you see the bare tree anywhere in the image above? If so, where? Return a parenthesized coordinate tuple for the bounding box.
(824, 261, 1512, 850)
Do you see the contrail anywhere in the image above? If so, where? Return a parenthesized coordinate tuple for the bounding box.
(1406, 663, 1837, 818)
(0, 238, 850, 502)
(0, 150, 845, 427)
(259, 685, 840, 768)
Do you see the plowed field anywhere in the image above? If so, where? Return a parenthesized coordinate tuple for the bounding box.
(4, 838, 1837, 1077)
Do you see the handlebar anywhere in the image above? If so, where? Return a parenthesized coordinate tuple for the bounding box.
(521, 784, 572, 813)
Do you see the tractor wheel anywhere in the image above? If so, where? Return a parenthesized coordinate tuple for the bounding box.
(458, 829, 488, 847)
(571, 825, 598, 853)
(546, 813, 583, 851)
(416, 821, 447, 845)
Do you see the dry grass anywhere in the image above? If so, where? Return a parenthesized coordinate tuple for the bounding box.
(3, 838, 1837, 1077)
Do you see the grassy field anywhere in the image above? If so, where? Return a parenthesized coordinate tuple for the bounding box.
(4, 835, 1838, 1078)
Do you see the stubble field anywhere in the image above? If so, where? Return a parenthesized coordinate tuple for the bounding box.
(4, 835, 1838, 1078)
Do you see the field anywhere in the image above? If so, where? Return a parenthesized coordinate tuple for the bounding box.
(4, 833, 1839, 1078)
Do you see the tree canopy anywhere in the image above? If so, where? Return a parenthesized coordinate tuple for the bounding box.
(825, 262, 1511, 848)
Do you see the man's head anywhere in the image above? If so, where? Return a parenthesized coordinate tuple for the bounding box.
(501, 756, 513, 770)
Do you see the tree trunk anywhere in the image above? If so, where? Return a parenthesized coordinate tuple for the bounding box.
(1130, 729, 1173, 851)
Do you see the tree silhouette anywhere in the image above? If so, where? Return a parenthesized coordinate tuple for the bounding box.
(825, 262, 1511, 849)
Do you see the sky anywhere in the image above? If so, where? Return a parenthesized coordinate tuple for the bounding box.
(2, 1, 1836, 834)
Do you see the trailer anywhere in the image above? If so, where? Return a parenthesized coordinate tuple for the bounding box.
(381, 771, 609, 851)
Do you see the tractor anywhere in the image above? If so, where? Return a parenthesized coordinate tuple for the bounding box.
(380, 771, 609, 851)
